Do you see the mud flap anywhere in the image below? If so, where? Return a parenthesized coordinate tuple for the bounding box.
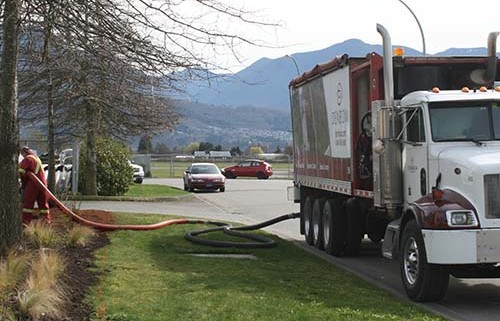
(382, 218, 401, 259)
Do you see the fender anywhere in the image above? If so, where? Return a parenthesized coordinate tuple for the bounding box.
(383, 189, 479, 260)
(407, 189, 479, 230)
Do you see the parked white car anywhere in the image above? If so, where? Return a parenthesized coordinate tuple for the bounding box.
(129, 161, 144, 184)
(43, 162, 72, 193)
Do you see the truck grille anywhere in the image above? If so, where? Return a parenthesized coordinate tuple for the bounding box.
(484, 174, 500, 218)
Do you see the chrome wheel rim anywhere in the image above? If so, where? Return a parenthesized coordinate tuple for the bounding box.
(323, 211, 331, 245)
(304, 214, 311, 236)
(403, 236, 419, 285)
(313, 212, 320, 241)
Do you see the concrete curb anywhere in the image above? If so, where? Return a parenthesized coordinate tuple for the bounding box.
(67, 194, 193, 202)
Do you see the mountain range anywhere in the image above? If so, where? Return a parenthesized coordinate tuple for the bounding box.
(175, 38, 489, 111)
(158, 39, 490, 150)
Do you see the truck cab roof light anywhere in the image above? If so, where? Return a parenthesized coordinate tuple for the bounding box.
(431, 87, 440, 93)
(479, 86, 488, 92)
(461, 87, 470, 93)
(495, 86, 500, 92)
(394, 47, 404, 56)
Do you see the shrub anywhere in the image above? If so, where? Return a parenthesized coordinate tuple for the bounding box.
(79, 136, 133, 196)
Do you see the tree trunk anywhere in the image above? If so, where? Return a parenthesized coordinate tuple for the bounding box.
(84, 104, 98, 195)
(0, 0, 22, 257)
(44, 2, 56, 193)
(47, 65, 56, 192)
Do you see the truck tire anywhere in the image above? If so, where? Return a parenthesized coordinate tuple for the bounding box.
(344, 198, 364, 256)
(322, 198, 346, 256)
(400, 220, 449, 302)
(312, 198, 326, 250)
(303, 196, 314, 245)
(367, 218, 387, 244)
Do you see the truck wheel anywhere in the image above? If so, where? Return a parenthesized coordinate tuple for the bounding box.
(400, 220, 449, 302)
(303, 196, 314, 245)
(344, 198, 364, 256)
(312, 198, 326, 250)
(367, 218, 386, 244)
(322, 198, 346, 256)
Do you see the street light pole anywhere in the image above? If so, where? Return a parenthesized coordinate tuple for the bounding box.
(397, 0, 426, 55)
(285, 54, 301, 76)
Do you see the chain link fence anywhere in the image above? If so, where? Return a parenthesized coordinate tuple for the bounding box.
(131, 154, 294, 179)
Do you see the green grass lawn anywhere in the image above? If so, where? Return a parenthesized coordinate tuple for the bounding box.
(125, 183, 187, 197)
(89, 212, 445, 321)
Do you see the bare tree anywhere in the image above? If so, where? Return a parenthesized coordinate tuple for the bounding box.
(0, 0, 22, 257)
(16, 0, 273, 195)
(0, 0, 273, 253)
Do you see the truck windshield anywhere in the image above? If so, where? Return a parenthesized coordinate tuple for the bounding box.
(429, 101, 500, 142)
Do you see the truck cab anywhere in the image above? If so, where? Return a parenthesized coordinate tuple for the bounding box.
(379, 87, 500, 301)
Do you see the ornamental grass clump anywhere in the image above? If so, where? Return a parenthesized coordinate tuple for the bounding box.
(0, 250, 31, 295)
(17, 250, 67, 320)
(66, 225, 96, 247)
(23, 221, 61, 249)
(0, 250, 31, 320)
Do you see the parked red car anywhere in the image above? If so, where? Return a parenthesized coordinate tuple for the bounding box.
(223, 160, 273, 179)
(183, 163, 226, 192)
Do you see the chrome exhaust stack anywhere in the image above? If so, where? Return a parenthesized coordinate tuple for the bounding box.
(373, 24, 402, 218)
(471, 31, 499, 85)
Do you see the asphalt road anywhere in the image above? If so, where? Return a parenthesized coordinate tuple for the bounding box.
(78, 178, 500, 321)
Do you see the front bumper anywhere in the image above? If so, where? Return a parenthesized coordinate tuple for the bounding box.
(190, 182, 225, 190)
(423, 228, 500, 264)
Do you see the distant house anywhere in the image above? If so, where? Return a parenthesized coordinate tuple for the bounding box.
(193, 151, 208, 158)
(209, 151, 232, 159)
(193, 150, 231, 159)
(257, 153, 289, 160)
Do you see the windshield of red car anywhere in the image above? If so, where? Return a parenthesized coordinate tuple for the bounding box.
(191, 165, 220, 174)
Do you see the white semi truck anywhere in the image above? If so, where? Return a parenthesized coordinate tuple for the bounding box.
(289, 24, 500, 301)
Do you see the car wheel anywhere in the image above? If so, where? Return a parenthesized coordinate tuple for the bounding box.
(256, 172, 267, 179)
(220, 187, 225, 192)
(225, 172, 236, 179)
(135, 178, 143, 184)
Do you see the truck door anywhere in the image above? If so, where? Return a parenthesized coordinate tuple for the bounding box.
(402, 107, 428, 204)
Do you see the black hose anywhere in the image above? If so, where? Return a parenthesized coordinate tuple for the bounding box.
(184, 212, 300, 248)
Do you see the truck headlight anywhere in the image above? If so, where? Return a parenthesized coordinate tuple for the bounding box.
(446, 210, 478, 227)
